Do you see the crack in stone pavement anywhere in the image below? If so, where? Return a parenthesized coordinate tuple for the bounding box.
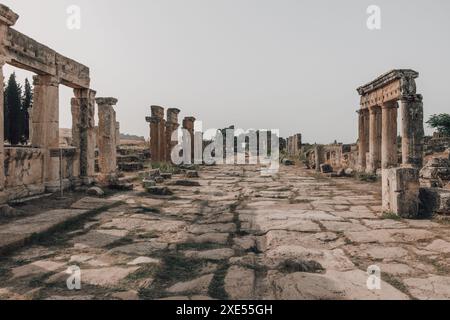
(1, 164, 450, 300)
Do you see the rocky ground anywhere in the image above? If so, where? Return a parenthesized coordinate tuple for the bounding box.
(1, 165, 450, 300)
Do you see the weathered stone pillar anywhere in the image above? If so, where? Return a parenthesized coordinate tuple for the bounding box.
(166, 108, 180, 163)
(183, 117, 196, 163)
(115, 122, 121, 147)
(314, 145, 324, 172)
(381, 101, 399, 169)
(0, 60, 5, 194)
(382, 167, 420, 218)
(358, 109, 369, 171)
(32, 75, 60, 191)
(96, 97, 118, 182)
(72, 89, 96, 183)
(146, 106, 165, 162)
(0, 6, 18, 199)
(367, 106, 382, 173)
(401, 94, 424, 168)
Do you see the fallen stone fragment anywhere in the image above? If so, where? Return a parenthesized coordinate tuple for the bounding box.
(186, 171, 199, 178)
(147, 187, 173, 196)
(172, 180, 201, 187)
(87, 187, 105, 197)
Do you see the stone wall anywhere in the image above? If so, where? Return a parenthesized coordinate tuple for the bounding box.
(3, 147, 45, 200)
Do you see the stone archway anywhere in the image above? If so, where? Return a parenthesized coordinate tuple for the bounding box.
(357, 69, 425, 173)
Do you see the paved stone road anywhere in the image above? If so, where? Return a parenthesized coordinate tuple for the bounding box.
(1, 165, 450, 300)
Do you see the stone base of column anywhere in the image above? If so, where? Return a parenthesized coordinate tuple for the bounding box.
(95, 173, 119, 187)
(382, 168, 420, 218)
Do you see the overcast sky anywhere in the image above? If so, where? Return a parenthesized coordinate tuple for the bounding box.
(3, 0, 450, 143)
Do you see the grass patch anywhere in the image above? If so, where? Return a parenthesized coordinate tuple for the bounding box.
(382, 212, 402, 221)
(356, 172, 378, 183)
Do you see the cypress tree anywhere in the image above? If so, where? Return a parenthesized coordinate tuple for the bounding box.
(4, 73, 23, 145)
(21, 78, 33, 144)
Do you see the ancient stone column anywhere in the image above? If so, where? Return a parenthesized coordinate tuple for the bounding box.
(183, 117, 196, 163)
(32, 75, 60, 191)
(115, 122, 121, 147)
(367, 106, 382, 173)
(165, 108, 180, 163)
(146, 106, 165, 163)
(314, 145, 324, 172)
(0, 60, 5, 194)
(358, 109, 369, 171)
(72, 89, 96, 182)
(96, 97, 118, 182)
(381, 101, 399, 169)
(401, 94, 424, 168)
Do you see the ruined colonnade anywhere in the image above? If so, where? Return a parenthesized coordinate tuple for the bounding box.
(147, 106, 195, 164)
(0, 4, 120, 202)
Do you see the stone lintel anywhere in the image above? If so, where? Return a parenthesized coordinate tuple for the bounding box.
(357, 69, 419, 96)
(0, 4, 19, 26)
(96, 97, 118, 106)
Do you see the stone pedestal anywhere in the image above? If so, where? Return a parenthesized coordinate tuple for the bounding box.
(401, 94, 424, 168)
(96, 97, 118, 184)
(367, 106, 382, 173)
(382, 168, 420, 218)
(165, 108, 180, 163)
(72, 89, 96, 182)
(358, 109, 369, 171)
(381, 102, 398, 169)
(32, 75, 60, 191)
(183, 117, 196, 164)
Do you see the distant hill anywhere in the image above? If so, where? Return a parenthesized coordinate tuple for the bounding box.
(120, 133, 145, 142)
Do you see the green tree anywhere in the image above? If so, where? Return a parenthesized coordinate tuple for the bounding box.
(21, 78, 33, 144)
(427, 114, 450, 137)
(4, 73, 23, 145)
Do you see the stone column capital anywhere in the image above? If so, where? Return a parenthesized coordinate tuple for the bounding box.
(382, 101, 399, 110)
(369, 105, 382, 114)
(33, 74, 59, 87)
(401, 94, 423, 103)
(96, 97, 118, 106)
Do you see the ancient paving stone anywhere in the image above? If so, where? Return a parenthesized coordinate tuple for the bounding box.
(224, 266, 255, 300)
(322, 221, 369, 233)
(424, 239, 450, 254)
(186, 233, 230, 245)
(362, 219, 408, 230)
(263, 231, 343, 251)
(377, 263, 414, 276)
(263, 246, 355, 272)
(404, 276, 450, 300)
(128, 257, 161, 266)
(184, 249, 235, 261)
(112, 290, 140, 300)
(71, 197, 117, 210)
(233, 236, 256, 251)
(110, 240, 168, 256)
(265, 270, 409, 300)
(82, 267, 140, 287)
(71, 229, 128, 248)
(166, 274, 214, 294)
(11, 260, 66, 279)
(188, 223, 236, 235)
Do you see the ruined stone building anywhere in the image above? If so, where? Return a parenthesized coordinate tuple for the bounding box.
(0, 4, 119, 202)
